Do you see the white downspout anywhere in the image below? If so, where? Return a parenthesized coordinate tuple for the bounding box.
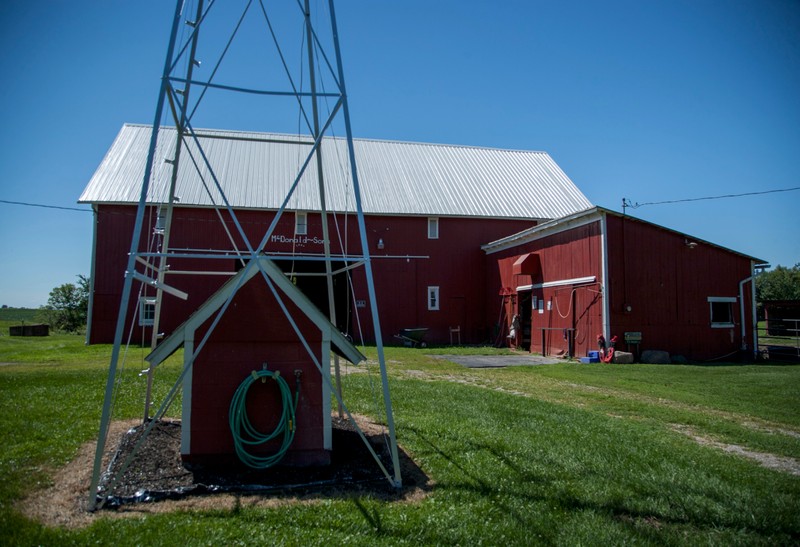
(739, 264, 757, 359)
(600, 212, 611, 341)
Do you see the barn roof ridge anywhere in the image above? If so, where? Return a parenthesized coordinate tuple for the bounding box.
(117, 122, 552, 155)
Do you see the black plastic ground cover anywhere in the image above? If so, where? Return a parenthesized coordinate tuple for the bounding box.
(95, 418, 410, 509)
(99, 476, 385, 509)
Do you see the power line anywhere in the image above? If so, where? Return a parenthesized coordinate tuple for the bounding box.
(623, 186, 800, 212)
(0, 199, 92, 213)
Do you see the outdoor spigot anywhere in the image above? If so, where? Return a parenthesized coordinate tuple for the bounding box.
(294, 369, 302, 392)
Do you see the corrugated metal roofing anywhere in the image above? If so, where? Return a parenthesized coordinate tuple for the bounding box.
(79, 123, 593, 220)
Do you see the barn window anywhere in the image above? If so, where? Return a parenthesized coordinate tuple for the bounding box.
(708, 296, 736, 328)
(427, 286, 440, 311)
(139, 297, 157, 327)
(428, 217, 439, 239)
(295, 212, 308, 235)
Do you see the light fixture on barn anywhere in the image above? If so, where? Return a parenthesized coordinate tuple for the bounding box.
(88, 0, 402, 511)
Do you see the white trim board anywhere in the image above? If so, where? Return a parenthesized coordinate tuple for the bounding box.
(517, 276, 596, 291)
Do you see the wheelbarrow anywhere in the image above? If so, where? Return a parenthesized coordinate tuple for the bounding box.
(394, 327, 428, 348)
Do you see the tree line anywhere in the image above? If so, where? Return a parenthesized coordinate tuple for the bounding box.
(755, 263, 800, 302)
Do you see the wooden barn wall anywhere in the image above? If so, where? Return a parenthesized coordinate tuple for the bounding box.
(89, 204, 533, 346)
(187, 276, 328, 466)
(362, 215, 535, 345)
(486, 221, 604, 356)
(605, 215, 754, 361)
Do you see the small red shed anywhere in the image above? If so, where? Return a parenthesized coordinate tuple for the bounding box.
(146, 257, 364, 467)
(763, 300, 800, 336)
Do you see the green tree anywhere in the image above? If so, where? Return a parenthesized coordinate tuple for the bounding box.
(42, 275, 90, 333)
(756, 263, 800, 302)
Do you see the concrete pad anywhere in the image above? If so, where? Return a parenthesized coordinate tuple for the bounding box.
(433, 354, 563, 368)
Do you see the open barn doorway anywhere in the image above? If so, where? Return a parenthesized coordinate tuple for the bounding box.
(519, 291, 532, 352)
(275, 259, 353, 337)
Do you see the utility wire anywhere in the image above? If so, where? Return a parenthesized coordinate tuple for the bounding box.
(0, 199, 91, 213)
(623, 186, 800, 210)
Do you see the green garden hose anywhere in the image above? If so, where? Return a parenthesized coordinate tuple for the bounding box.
(228, 368, 300, 469)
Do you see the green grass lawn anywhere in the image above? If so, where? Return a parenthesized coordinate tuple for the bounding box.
(1, 335, 799, 545)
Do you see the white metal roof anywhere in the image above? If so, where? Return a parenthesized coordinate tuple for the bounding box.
(79, 124, 593, 220)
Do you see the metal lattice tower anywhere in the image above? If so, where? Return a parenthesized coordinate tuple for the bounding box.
(88, 0, 400, 511)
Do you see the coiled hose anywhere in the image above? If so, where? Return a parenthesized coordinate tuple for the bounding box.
(228, 368, 300, 469)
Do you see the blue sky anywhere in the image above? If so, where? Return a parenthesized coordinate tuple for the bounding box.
(1, 0, 798, 308)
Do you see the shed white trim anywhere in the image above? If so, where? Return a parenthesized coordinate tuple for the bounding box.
(517, 276, 597, 291)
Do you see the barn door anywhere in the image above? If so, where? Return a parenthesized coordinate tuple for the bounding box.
(518, 291, 532, 351)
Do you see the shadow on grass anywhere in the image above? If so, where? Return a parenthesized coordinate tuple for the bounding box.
(402, 425, 800, 543)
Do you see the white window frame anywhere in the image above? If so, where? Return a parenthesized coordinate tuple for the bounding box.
(295, 211, 308, 235)
(139, 297, 157, 327)
(428, 217, 439, 239)
(427, 286, 440, 311)
(708, 296, 736, 328)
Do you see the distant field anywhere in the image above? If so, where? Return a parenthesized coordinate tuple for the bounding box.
(0, 307, 45, 334)
(0, 307, 42, 322)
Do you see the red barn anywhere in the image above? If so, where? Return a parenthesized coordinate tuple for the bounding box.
(80, 124, 592, 348)
(81, 124, 764, 362)
(484, 207, 765, 361)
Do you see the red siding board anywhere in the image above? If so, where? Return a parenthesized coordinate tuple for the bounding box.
(188, 277, 328, 466)
(605, 215, 754, 360)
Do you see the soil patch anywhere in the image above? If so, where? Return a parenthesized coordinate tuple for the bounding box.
(671, 424, 800, 476)
(19, 414, 429, 528)
(433, 354, 563, 368)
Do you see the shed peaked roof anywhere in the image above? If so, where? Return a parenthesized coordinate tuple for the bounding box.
(146, 256, 366, 368)
(79, 124, 592, 220)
